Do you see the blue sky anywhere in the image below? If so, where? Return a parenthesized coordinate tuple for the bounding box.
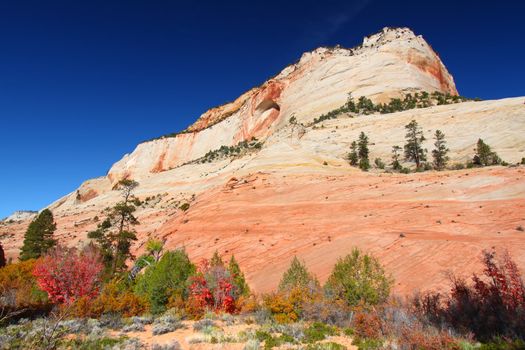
(1, 0, 524, 218)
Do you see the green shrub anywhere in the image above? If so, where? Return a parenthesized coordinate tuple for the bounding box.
(374, 158, 385, 170)
(324, 248, 392, 307)
(179, 203, 190, 211)
(473, 139, 502, 166)
(352, 337, 383, 350)
(305, 342, 347, 350)
(278, 257, 319, 292)
(134, 249, 195, 314)
(303, 322, 337, 343)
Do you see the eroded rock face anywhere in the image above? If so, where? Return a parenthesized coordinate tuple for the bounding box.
(107, 27, 457, 183)
(2, 27, 524, 296)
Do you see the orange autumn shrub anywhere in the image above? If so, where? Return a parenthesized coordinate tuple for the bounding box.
(236, 294, 259, 314)
(0, 259, 50, 318)
(398, 327, 460, 350)
(71, 279, 149, 318)
(264, 287, 315, 324)
(352, 307, 383, 339)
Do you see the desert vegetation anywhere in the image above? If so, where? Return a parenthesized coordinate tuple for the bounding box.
(1, 177, 524, 349)
(184, 138, 263, 165)
(312, 91, 478, 126)
(2, 221, 524, 350)
(347, 118, 509, 174)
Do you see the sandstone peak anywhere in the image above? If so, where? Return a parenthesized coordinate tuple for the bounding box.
(106, 27, 458, 183)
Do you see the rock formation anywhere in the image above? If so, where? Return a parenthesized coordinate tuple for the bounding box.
(1, 27, 524, 295)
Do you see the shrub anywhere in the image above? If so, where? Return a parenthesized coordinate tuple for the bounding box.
(33, 245, 103, 305)
(278, 257, 319, 293)
(301, 293, 350, 326)
(445, 250, 525, 341)
(413, 249, 525, 342)
(236, 294, 259, 314)
(179, 203, 190, 211)
(305, 342, 347, 350)
(397, 326, 460, 350)
(134, 249, 194, 314)
(78, 279, 149, 318)
(351, 309, 382, 339)
(152, 314, 183, 335)
(121, 322, 145, 332)
(473, 139, 502, 166)
(303, 321, 337, 343)
(188, 257, 239, 314)
(324, 248, 392, 307)
(351, 337, 383, 350)
(152, 341, 183, 350)
(0, 259, 49, 322)
(263, 290, 300, 324)
(374, 158, 385, 170)
(193, 318, 216, 331)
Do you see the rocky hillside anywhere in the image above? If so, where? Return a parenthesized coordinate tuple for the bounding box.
(1, 27, 524, 295)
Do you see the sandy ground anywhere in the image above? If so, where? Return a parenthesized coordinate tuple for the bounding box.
(112, 320, 357, 349)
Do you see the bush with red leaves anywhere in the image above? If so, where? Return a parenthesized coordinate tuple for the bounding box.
(189, 258, 237, 314)
(33, 245, 104, 305)
(413, 249, 525, 341)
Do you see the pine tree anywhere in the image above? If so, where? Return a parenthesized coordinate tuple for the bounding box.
(0, 242, 6, 268)
(432, 130, 449, 170)
(88, 179, 139, 275)
(357, 132, 370, 171)
(19, 209, 57, 261)
(278, 256, 319, 292)
(210, 250, 225, 267)
(348, 141, 358, 166)
(228, 255, 250, 296)
(391, 145, 402, 170)
(473, 138, 501, 166)
(404, 120, 427, 168)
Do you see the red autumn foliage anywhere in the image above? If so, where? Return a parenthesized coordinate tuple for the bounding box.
(33, 245, 104, 305)
(189, 258, 237, 314)
(413, 249, 525, 341)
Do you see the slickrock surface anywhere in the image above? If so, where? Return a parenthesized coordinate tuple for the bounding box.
(1, 27, 524, 296)
(107, 27, 457, 183)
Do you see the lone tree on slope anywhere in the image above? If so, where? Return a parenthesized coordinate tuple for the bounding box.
(404, 119, 427, 169)
(19, 209, 57, 261)
(348, 141, 358, 166)
(357, 132, 370, 171)
(88, 179, 140, 275)
(432, 130, 449, 170)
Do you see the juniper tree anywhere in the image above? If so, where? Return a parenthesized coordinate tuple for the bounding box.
(473, 138, 501, 166)
(404, 120, 427, 168)
(358, 132, 370, 171)
(278, 256, 319, 292)
(228, 255, 250, 297)
(324, 247, 392, 307)
(432, 130, 449, 170)
(210, 250, 225, 267)
(88, 179, 139, 275)
(348, 141, 358, 166)
(391, 145, 402, 171)
(20, 209, 57, 261)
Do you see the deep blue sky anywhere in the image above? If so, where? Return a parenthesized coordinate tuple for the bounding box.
(1, 0, 524, 218)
